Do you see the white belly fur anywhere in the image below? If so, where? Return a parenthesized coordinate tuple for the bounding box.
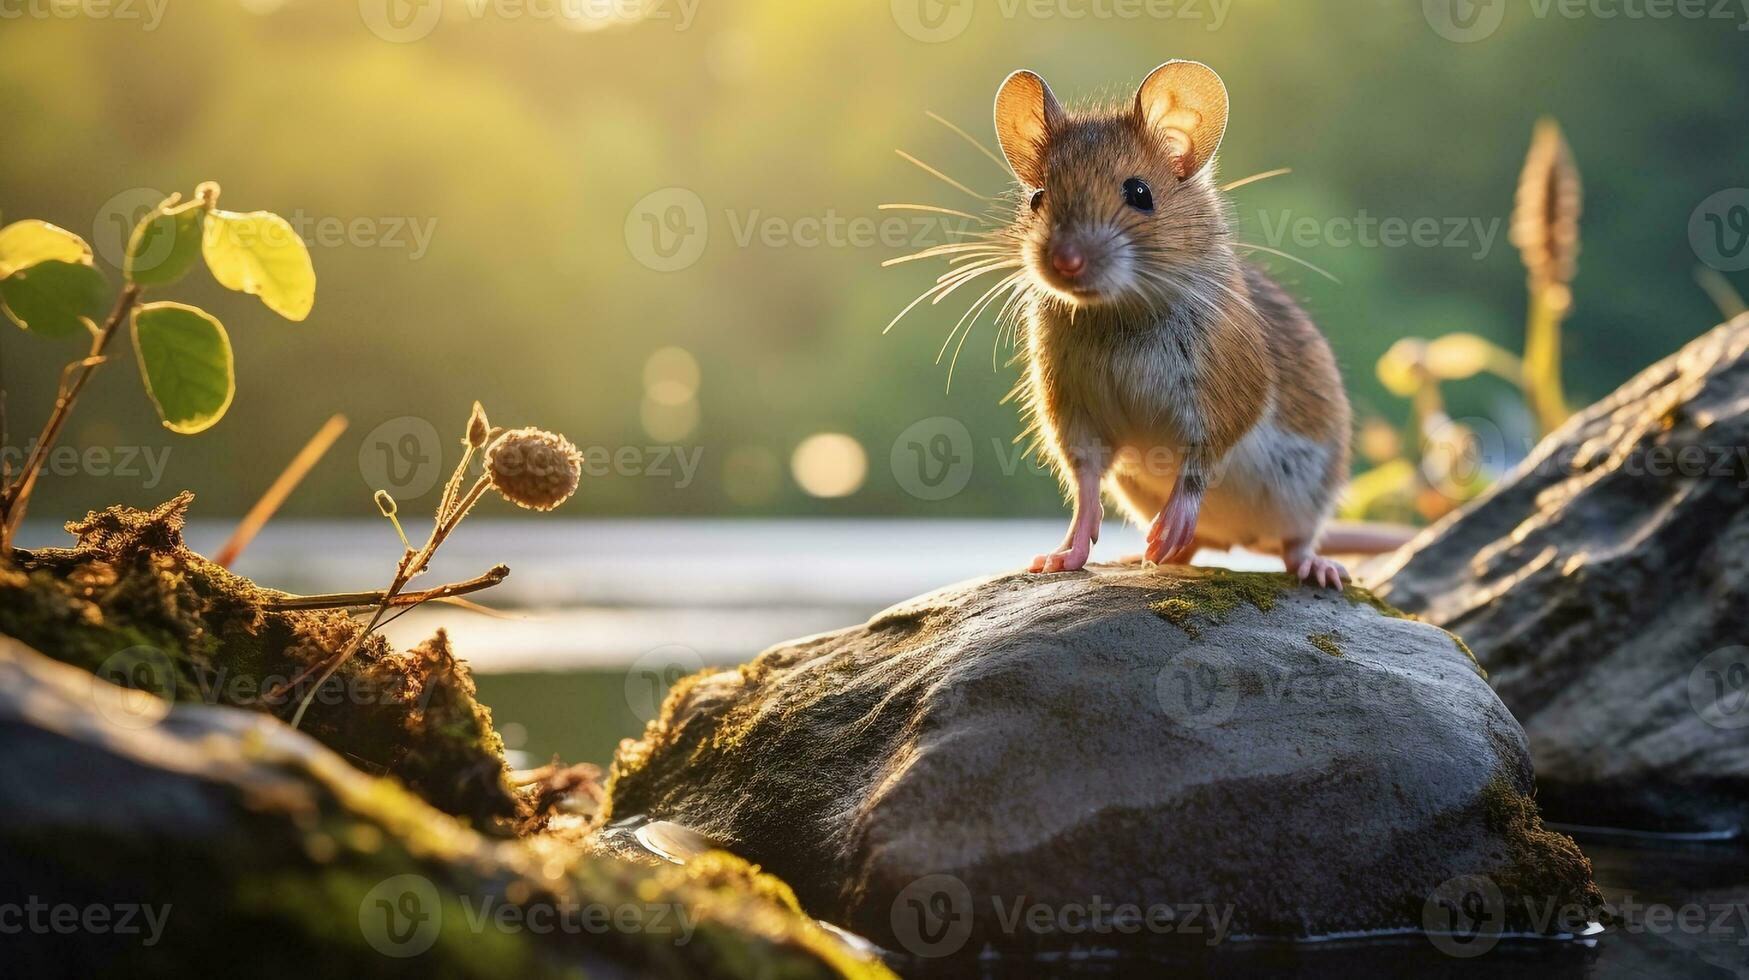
(1107, 405, 1335, 549)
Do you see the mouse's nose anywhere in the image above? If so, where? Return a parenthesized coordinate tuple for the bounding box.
(1049, 243, 1087, 279)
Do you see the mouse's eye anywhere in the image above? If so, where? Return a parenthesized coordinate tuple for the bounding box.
(1122, 177, 1154, 213)
(1029, 189, 1044, 213)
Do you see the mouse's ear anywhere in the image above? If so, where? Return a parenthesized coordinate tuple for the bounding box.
(994, 69, 1062, 187)
(1135, 60, 1228, 181)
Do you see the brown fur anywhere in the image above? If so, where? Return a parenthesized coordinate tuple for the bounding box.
(992, 67, 1351, 562)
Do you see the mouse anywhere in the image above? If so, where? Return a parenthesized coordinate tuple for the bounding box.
(968, 60, 1383, 587)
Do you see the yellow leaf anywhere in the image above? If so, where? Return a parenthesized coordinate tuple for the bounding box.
(201, 209, 315, 321)
(0, 220, 94, 279)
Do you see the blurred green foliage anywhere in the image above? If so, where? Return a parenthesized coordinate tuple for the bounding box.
(2, 0, 1744, 520)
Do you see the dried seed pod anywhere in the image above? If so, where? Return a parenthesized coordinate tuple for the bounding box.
(1510, 119, 1582, 295)
(467, 401, 490, 449)
(485, 428, 582, 511)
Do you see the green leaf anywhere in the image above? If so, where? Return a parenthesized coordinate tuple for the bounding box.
(0, 260, 109, 338)
(126, 200, 206, 287)
(201, 209, 315, 321)
(131, 302, 235, 434)
(0, 220, 94, 279)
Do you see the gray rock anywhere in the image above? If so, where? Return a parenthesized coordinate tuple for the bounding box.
(605, 565, 1600, 959)
(1375, 316, 1749, 837)
(0, 634, 891, 979)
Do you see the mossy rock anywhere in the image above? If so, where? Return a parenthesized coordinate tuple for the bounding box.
(604, 564, 1601, 962)
(0, 634, 892, 979)
(0, 494, 520, 833)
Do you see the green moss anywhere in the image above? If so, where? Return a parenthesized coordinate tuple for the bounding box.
(1445, 630, 1485, 675)
(2, 494, 527, 834)
(1308, 631, 1344, 657)
(1147, 568, 1294, 638)
(1340, 583, 1410, 618)
(1478, 774, 1603, 925)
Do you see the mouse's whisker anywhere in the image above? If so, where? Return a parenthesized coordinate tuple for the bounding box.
(896, 150, 996, 201)
(885, 272, 983, 334)
(1220, 167, 1293, 192)
(1235, 242, 1343, 284)
(878, 203, 994, 226)
(882, 243, 1006, 268)
(925, 110, 1014, 176)
(933, 261, 1022, 303)
(942, 271, 1024, 391)
(991, 278, 1032, 370)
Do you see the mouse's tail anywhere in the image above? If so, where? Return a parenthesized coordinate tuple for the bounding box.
(1319, 521, 1418, 556)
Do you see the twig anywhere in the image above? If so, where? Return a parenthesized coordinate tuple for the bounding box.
(215, 414, 349, 568)
(288, 472, 491, 728)
(1, 284, 141, 550)
(261, 563, 508, 611)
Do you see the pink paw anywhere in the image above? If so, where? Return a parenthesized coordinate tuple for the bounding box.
(1145, 494, 1202, 565)
(1292, 554, 1349, 590)
(1030, 543, 1090, 573)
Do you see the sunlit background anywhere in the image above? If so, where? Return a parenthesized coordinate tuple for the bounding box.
(4, 0, 1747, 762)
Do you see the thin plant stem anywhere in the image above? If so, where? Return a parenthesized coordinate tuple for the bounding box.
(1, 283, 141, 551)
(287, 472, 491, 729)
(260, 563, 508, 612)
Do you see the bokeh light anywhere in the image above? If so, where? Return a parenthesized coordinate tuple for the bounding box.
(790, 433, 866, 499)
